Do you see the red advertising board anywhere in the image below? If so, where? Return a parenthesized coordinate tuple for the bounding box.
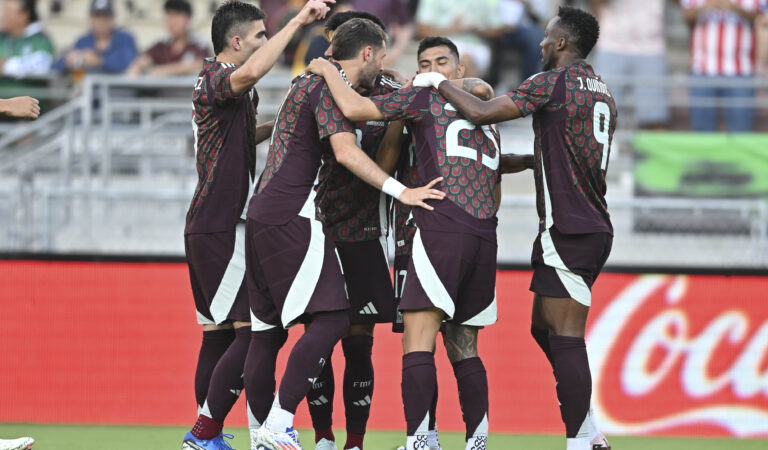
(0, 260, 766, 438)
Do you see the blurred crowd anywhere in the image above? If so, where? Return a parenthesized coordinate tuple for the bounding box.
(1, 0, 767, 130)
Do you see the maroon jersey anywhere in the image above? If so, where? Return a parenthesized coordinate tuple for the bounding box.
(186, 57, 258, 234)
(508, 61, 616, 235)
(392, 134, 418, 256)
(370, 87, 500, 242)
(247, 70, 356, 225)
(315, 75, 401, 242)
(146, 35, 210, 66)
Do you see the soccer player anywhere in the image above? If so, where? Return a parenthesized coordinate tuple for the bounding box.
(0, 96, 39, 119)
(244, 18, 444, 450)
(306, 38, 504, 450)
(415, 6, 616, 450)
(182, 1, 333, 449)
(302, 11, 401, 450)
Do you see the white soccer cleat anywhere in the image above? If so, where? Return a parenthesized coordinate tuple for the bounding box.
(591, 434, 611, 449)
(314, 438, 337, 450)
(0, 437, 34, 450)
(254, 426, 302, 450)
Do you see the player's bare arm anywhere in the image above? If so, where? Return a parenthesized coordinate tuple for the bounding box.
(375, 120, 406, 175)
(0, 96, 40, 120)
(436, 80, 522, 125)
(229, 0, 334, 95)
(501, 154, 535, 174)
(306, 57, 385, 121)
(329, 131, 445, 210)
(254, 120, 275, 145)
(455, 77, 494, 101)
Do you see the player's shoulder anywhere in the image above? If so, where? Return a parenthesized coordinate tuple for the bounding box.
(521, 68, 566, 88)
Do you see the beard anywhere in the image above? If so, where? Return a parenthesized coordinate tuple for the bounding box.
(358, 60, 380, 91)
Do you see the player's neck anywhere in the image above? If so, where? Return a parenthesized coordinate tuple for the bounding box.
(216, 51, 240, 66)
(335, 60, 364, 90)
(554, 53, 584, 69)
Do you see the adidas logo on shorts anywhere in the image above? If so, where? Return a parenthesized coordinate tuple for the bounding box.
(359, 302, 378, 315)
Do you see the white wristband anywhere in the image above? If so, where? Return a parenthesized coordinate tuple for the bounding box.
(382, 177, 407, 199)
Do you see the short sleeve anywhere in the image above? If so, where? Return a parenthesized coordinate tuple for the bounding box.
(315, 85, 357, 140)
(507, 71, 560, 117)
(209, 65, 241, 105)
(369, 86, 429, 122)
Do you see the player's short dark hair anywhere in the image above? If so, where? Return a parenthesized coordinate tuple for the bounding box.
(331, 18, 387, 61)
(164, 0, 192, 16)
(324, 10, 387, 35)
(556, 6, 600, 58)
(13, 0, 39, 24)
(417, 36, 460, 61)
(211, 1, 266, 55)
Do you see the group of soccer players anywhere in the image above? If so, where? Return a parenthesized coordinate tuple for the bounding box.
(181, 1, 616, 450)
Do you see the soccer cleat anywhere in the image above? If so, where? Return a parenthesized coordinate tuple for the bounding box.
(181, 431, 235, 450)
(314, 438, 337, 450)
(0, 437, 34, 450)
(591, 434, 611, 449)
(254, 426, 302, 450)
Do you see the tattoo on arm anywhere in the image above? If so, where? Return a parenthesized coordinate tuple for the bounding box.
(442, 323, 479, 362)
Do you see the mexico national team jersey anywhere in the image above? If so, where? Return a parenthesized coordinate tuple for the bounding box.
(186, 57, 259, 235)
(370, 87, 500, 242)
(315, 75, 401, 242)
(508, 61, 616, 235)
(392, 135, 419, 256)
(247, 69, 356, 225)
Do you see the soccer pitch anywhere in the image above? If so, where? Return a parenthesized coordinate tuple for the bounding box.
(1, 424, 765, 450)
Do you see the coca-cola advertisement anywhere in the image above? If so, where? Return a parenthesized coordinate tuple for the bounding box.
(1, 261, 766, 439)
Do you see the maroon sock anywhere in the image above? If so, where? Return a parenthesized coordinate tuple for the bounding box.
(244, 328, 288, 426)
(307, 353, 335, 435)
(314, 427, 335, 445)
(195, 329, 235, 410)
(276, 311, 349, 414)
(548, 335, 591, 438)
(204, 327, 251, 423)
(402, 351, 436, 436)
(342, 335, 374, 448)
(452, 357, 489, 441)
(191, 414, 223, 440)
(531, 325, 554, 369)
(428, 383, 438, 431)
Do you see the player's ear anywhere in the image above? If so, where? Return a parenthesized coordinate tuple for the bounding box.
(363, 46, 373, 62)
(231, 35, 241, 51)
(556, 36, 567, 52)
(456, 63, 465, 79)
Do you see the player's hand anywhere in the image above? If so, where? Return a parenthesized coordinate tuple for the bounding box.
(412, 72, 448, 89)
(306, 57, 336, 77)
(398, 177, 446, 211)
(293, 0, 335, 26)
(2, 96, 40, 120)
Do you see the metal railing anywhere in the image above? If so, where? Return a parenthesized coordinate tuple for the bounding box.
(2, 72, 768, 267)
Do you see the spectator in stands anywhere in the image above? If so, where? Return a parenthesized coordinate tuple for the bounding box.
(592, 0, 670, 129)
(487, 0, 546, 87)
(353, 0, 414, 66)
(126, 0, 210, 77)
(758, 12, 768, 74)
(682, 0, 768, 132)
(0, 0, 54, 80)
(53, 0, 137, 75)
(415, 0, 506, 77)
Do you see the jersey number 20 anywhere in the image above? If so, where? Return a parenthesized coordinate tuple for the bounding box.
(593, 101, 611, 171)
(445, 120, 500, 170)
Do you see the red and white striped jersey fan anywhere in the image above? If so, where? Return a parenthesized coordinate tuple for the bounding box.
(682, 0, 767, 76)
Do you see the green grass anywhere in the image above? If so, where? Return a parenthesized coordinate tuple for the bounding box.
(0, 424, 765, 450)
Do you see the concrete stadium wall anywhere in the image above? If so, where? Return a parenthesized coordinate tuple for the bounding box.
(0, 260, 766, 438)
